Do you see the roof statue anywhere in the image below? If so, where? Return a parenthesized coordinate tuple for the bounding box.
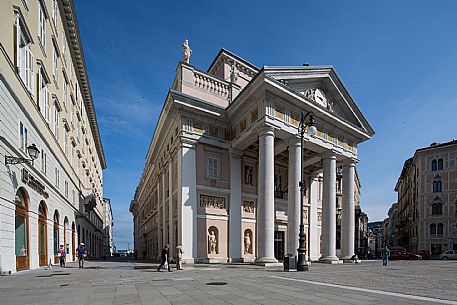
(182, 39, 192, 63)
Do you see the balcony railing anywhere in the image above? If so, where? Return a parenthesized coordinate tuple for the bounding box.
(193, 70, 231, 100)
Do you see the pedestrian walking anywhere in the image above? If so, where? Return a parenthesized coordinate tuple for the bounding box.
(157, 244, 171, 272)
(77, 243, 87, 269)
(58, 245, 66, 267)
(382, 246, 390, 266)
(176, 244, 183, 270)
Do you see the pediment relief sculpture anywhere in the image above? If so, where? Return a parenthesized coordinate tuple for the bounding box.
(303, 88, 333, 111)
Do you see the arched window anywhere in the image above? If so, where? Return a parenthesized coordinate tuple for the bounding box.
(432, 202, 443, 215)
(438, 159, 444, 170)
(432, 160, 437, 171)
(430, 223, 436, 235)
(437, 223, 444, 235)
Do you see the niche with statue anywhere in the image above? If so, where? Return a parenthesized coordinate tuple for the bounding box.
(207, 226, 219, 255)
(244, 229, 253, 255)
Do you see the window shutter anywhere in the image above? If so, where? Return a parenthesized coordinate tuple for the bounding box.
(36, 72, 40, 107)
(214, 158, 219, 178)
(13, 21, 18, 70)
(29, 49, 35, 94)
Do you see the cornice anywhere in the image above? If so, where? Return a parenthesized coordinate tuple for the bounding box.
(59, 0, 106, 169)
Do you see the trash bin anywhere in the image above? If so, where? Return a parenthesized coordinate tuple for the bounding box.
(283, 254, 296, 271)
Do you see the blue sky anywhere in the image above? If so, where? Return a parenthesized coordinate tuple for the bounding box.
(75, 1, 457, 249)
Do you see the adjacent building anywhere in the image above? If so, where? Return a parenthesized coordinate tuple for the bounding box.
(0, 0, 106, 273)
(130, 46, 374, 264)
(102, 198, 114, 257)
(394, 140, 457, 256)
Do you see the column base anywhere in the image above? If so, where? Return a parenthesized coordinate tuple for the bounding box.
(242, 257, 256, 263)
(182, 258, 195, 264)
(194, 258, 227, 264)
(255, 256, 278, 266)
(318, 256, 341, 264)
(339, 255, 356, 260)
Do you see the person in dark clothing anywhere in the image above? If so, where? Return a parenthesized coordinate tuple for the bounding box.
(157, 244, 171, 272)
(77, 243, 87, 269)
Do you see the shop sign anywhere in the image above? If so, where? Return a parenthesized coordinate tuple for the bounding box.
(22, 169, 49, 199)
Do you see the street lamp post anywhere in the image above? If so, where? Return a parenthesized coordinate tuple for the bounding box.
(5, 144, 40, 165)
(297, 112, 316, 271)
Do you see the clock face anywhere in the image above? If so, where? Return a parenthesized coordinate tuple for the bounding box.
(314, 89, 327, 107)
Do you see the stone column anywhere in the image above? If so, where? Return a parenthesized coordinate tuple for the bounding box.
(255, 126, 277, 263)
(229, 150, 242, 262)
(319, 154, 339, 262)
(168, 161, 174, 258)
(308, 173, 320, 261)
(287, 138, 301, 256)
(340, 162, 355, 260)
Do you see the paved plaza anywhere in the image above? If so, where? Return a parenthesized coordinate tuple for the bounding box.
(1, 260, 457, 305)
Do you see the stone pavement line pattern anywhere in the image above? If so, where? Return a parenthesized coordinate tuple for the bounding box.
(270, 275, 457, 305)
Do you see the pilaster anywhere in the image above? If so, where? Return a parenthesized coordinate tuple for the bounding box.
(229, 149, 243, 262)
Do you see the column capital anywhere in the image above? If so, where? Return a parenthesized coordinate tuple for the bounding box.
(321, 151, 338, 161)
(341, 157, 358, 167)
(287, 136, 301, 146)
(258, 125, 275, 137)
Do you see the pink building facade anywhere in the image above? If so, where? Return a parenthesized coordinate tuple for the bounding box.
(130, 48, 374, 264)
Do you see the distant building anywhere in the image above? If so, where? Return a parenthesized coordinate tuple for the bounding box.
(102, 198, 114, 257)
(368, 221, 384, 256)
(383, 203, 398, 247)
(394, 140, 457, 256)
(355, 208, 368, 250)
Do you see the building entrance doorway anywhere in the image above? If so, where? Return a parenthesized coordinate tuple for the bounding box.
(15, 188, 30, 271)
(274, 231, 284, 261)
(38, 201, 47, 266)
(53, 212, 60, 264)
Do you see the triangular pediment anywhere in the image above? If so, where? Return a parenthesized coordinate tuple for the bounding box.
(264, 66, 374, 136)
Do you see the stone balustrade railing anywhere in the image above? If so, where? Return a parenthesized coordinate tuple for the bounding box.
(193, 70, 230, 101)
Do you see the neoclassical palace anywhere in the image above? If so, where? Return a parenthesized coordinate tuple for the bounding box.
(130, 44, 374, 264)
(0, 0, 109, 273)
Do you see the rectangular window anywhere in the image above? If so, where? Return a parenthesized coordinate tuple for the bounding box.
(53, 102, 59, 138)
(52, 43, 58, 82)
(52, 0, 57, 29)
(19, 122, 28, 151)
(63, 77, 68, 110)
(64, 127, 69, 155)
(38, 1, 46, 48)
(41, 149, 47, 174)
(39, 67, 50, 122)
(206, 154, 220, 179)
(62, 31, 66, 63)
(55, 167, 59, 187)
(70, 97, 74, 123)
(65, 180, 68, 198)
(16, 13, 34, 94)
